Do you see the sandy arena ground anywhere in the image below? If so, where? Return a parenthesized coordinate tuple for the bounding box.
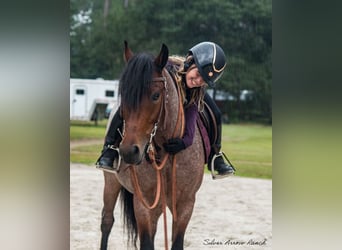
(70, 163, 272, 250)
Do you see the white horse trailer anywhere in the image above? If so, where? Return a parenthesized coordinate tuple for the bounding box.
(70, 78, 119, 121)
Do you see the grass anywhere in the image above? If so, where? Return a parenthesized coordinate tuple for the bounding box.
(220, 124, 272, 179)
(70, 120, 108, 140)
(70, 120, 272, 179)
(70, 144, 101, 164)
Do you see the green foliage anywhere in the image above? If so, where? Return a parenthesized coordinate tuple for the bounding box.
(70, 0, 272, 122)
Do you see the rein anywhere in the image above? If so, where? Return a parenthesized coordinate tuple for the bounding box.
(128, 70, 184, 250)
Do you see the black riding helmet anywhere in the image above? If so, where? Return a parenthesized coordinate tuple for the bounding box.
(186, 41, 227, 87)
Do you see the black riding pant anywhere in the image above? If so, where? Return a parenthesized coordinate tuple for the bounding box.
(104, 108, 123, 145)
(204, 92, 223, 153)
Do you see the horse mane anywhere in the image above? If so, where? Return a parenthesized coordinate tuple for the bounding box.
(119, 52, 155, 111)
(168, 55, 185, 69)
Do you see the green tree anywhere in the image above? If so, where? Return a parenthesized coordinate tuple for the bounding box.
(70, 0, 272, 123)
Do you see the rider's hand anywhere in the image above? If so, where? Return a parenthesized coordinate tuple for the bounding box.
(163, 138, 186, 154)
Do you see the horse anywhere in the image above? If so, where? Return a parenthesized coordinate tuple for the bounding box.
(100, 41, 205, 250)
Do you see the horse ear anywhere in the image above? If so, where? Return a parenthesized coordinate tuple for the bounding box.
(154, 43, 169, 72)
(123, 40, 133, 63)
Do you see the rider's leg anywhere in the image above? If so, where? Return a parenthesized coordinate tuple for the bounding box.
(204, 93, 235, 176)
(96, 108, 123, 169)
(208, 122, 235, 175)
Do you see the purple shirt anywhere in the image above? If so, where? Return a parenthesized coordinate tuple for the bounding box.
(182, 103, 198, 148)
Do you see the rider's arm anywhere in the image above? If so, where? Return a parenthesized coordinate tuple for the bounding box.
(163, 103, 198, 154)
(182, 103, 198, 148)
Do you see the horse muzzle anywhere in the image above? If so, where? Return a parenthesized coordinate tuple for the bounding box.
(119, 144, 145, 165)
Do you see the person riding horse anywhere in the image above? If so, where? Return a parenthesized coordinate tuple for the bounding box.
(96, 41, 235, 177)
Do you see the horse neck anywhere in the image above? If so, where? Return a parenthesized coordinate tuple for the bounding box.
(159, 69, 183, 140)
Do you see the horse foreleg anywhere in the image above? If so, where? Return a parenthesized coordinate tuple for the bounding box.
(134, 198, 162, 250)
(100, 172, 121, 250)
(171, 197, 196, 250)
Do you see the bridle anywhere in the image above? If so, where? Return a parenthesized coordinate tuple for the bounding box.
(117, 75, 168, 163)
(146, 76, 168, 154)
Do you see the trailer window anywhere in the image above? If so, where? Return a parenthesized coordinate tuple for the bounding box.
(105, 90, 115, 97)
(76, 89, 85, 95)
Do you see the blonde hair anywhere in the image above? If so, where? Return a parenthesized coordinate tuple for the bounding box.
(168, 55, 206, 111)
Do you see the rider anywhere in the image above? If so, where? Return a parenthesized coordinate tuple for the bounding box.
(96, 41, 235, 177)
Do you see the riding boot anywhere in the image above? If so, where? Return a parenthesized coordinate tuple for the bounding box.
(96, 110, 123, 170)
(208, 123, 235, 176)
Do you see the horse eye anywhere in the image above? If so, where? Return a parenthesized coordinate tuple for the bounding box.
(151, 92, 160, 101)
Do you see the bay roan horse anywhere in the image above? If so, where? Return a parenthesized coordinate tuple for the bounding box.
(100, 42, 205, 250)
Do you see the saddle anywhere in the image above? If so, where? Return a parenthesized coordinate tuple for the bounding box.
(199, 102, 218, 145)
(196, 102, 218, 163)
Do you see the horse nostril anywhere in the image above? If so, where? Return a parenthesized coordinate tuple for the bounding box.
(132, 145, 140, 155)
(120, 144, 143, 165)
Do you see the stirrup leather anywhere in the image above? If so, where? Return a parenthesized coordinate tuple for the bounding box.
(210, 151, 235, 180)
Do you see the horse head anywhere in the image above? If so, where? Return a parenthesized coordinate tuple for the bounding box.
(119, 42, 169, 165)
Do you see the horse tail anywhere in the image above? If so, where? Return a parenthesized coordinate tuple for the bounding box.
(120, 187, 138, 249)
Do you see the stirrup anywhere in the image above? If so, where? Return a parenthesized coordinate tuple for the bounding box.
(95, 146, 121, 173)
(210, 151, 235, 180)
